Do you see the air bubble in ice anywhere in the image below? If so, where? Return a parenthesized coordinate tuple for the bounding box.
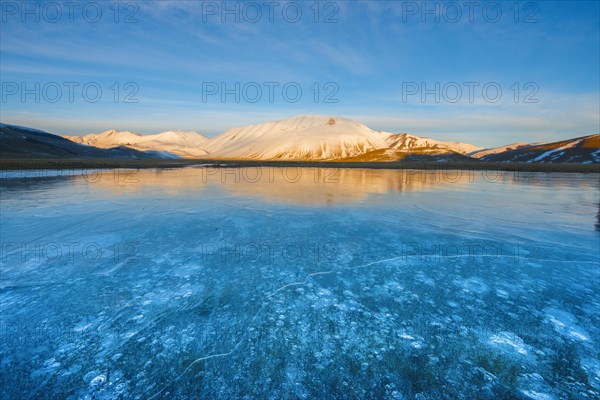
(90, 374, 106, 387)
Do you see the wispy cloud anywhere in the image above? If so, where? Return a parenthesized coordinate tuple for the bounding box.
(1, 1, 598, 145)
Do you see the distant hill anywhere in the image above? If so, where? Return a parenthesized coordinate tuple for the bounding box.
(0, 124, 175, 159)
(478, 135, 600, 163)
(66, 129, 209, 158)
(469, 142, 532, 159)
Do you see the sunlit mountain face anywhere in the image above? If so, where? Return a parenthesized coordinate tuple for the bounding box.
(4, 119, 598, 163)
(63, 115, 483, 161)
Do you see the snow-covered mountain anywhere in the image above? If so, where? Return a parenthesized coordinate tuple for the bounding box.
(386, 133, 482, 155)
(59, 115, 598, 163)
(207, 116, 482, 159)
(66, 129, 210, 158)
(207, 115, 390, 160)
(63, 115, 481, 161)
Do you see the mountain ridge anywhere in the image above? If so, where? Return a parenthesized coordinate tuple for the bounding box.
(478, 134, 600, 163)
(64, 115, 486, 161)
(67, 129, 209, 158)
(3, 116, 599, 163)
(0, 123, 165, 159)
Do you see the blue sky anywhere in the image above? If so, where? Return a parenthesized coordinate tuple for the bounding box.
(1, 0, 598, 147)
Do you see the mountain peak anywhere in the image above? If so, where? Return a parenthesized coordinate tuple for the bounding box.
(257, 114, 368, 129)
(59, 116, 600, 163)
(207, 114, 388, 160)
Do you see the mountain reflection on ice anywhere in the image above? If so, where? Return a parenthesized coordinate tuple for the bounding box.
(0, 167, 599, 399)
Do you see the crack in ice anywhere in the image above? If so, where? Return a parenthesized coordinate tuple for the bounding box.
(148, 254, 405, 398)
(150, 252, 589, 398)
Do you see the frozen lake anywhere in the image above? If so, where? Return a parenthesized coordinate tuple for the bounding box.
(1, 167, 599, 399)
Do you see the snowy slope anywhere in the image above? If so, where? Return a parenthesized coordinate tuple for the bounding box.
(66, 130, 209, 157)
(530, 138, 583, 162)
(386, 133, 482, 155)
(469, 143, 531, 159)
(68, 130, 143, 147)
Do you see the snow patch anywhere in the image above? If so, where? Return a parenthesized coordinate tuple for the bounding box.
(489, 331, 528, 355)
(543, 307, 590, 342)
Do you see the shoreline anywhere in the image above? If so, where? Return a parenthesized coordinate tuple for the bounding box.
(0, 158, 599, 173)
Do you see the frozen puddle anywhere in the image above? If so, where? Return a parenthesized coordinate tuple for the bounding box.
(0, 168, 599, 399)
(488, 331, 529, 356)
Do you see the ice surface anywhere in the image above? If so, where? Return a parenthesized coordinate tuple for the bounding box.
(0, 168, 598, 399)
